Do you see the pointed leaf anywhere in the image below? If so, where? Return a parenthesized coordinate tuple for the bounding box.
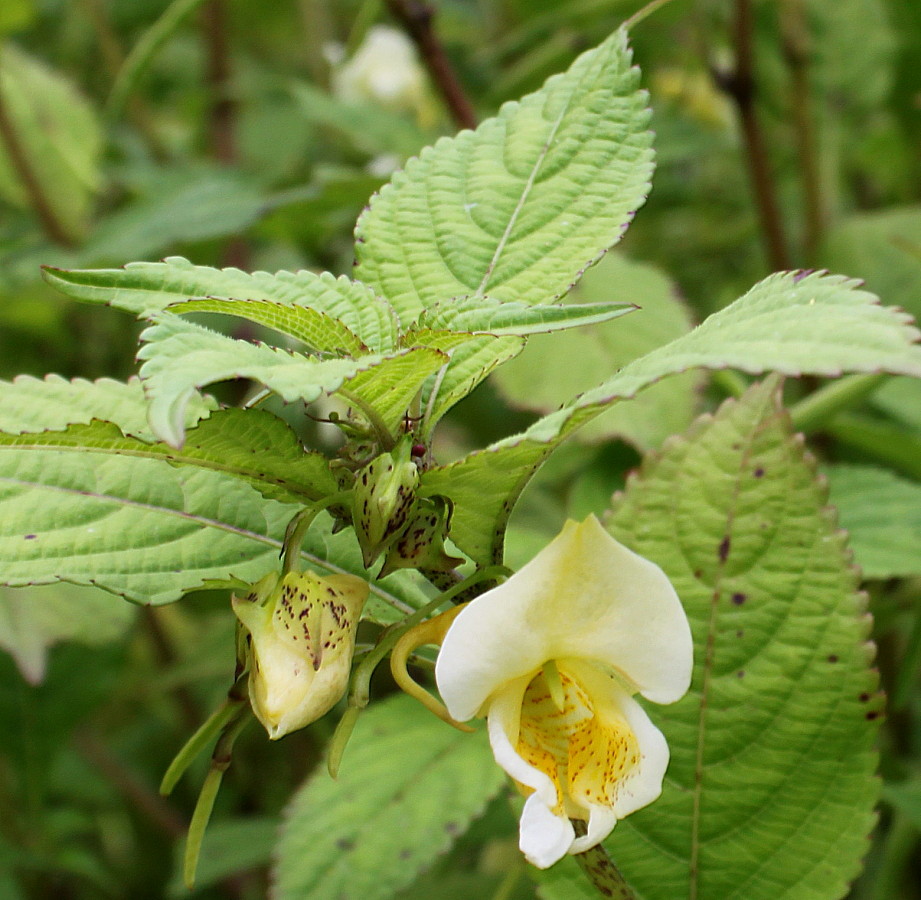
(0, 446, 425, 619)
(167, 297, 368, 355)
(136, 316, 372, 446)
(0, 374, 214, 438)
(0, 409, 338, 505)
(407, 295, 636, 338)
(42, 257, 399, 352)
(274, 694, 506, 900)
(596, 379, 879, 900)
(423, 271, 921, 563)
(354, 28, 654, 322)
(494, 255, 699, 450)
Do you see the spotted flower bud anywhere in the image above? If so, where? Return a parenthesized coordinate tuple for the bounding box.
(352, 438, 419, 568)
(378, 496, 463, 578)
(232, 570, 369, 740)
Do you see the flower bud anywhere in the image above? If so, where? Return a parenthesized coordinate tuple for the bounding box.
(378, 496, 463, 578)
(232, 570, 369, 739)
(352, 438, 419, 568)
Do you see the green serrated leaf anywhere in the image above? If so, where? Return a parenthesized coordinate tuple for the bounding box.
(0, 446, 425, 618)
(42, 257, 399, 352)
(354, 28, 654, 323)
(273, 693, 506, 900)
(0, 583, 135, 685)
(424, 271, 921, 564)
(600, 378, 880, 900)
(419, 335, 525, 436)
(0, 375, 214, 438)
(0, 409, 338, 505)
(137, 315, 371, 446)
(826, 464, 921, 580)
(407, 295, 636, 337)
(342, 347, 449, 435)
(167, 297, 368, 355)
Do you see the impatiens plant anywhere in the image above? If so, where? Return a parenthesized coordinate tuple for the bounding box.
(2, 22, 920, 900)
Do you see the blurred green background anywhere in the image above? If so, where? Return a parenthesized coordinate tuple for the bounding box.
(1, 1, 920, 897)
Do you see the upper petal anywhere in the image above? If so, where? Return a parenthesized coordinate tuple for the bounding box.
(436, 515, 692, 720)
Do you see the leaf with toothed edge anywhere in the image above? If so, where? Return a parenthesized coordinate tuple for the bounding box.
(42, 257, 400, 352)
(568, 377, 880, 900)
(354, 28, 654, 324)
(137, 315, 371, 447)
(0, 443, 427, 619)
(405, 295, 638, 338)
(423, 270, 921, 565)
(165, 297, 369, 355)
(0, 375, 215, 439)
(0, 410, 339, 505)
(273, 693, 506, 900)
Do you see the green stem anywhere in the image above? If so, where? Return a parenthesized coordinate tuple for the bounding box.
(337, 387, 396, 449)
(572, 821, 638, 899)
(182, 709, 252, 889)
(826, 413, 921, 480)
(623, 0, 678, 30)
(281, 493, 352, 576)
(711, 369, 750, 399)
(160, 676, 248, 796)
(328, 564, 510, 775)
(788, 374, 887, 432)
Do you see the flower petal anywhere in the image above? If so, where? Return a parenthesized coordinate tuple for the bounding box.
(486, 676, 559, 807)
(519, 793, 576, 869)
(436, 515, 691, 720)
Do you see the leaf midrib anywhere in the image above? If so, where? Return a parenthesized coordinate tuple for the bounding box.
(474, 85, 578, 297)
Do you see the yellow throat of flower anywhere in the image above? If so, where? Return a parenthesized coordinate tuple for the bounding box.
(516, 661, 640, 818)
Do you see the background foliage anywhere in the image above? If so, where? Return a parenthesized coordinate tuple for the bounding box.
(1, 1, 920, 899)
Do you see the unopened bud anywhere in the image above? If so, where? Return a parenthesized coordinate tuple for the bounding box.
(378, 496, 463, 578)
(352, 438, 419, 567)
(232, 570, 369, 739)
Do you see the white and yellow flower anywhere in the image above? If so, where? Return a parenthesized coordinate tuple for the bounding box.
(434, 516, 692, 868)
(233, 570, 369, 740)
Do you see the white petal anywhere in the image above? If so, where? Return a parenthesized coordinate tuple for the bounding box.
(436, 516, 692, 719)
(569, 805, 618, 855)
(519, 793, 575, 869)
(486, 677, 558, 807)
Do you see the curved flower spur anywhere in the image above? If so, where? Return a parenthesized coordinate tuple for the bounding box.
(398, 515, 693, 869)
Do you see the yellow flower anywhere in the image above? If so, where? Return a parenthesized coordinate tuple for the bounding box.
(434, 516, 692, 868)
(233, 571, 369, 740)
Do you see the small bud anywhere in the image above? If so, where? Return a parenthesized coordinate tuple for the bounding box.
(232, 570, 369, 739)
(352, 438, 419, 567)
(378, 496, 463, 578)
